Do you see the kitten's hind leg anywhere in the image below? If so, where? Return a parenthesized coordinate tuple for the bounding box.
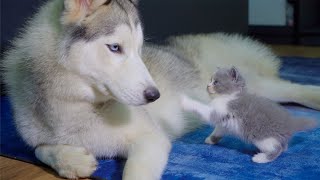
(205, 126, 224, 145)
(281, 143, 288, 152)
(280, 139, 289, 152)
(252, 137, 283, 163)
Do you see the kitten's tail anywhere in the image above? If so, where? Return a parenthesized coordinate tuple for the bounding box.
(290, 117, 318, 132)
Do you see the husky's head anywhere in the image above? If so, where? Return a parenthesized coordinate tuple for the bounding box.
(59, 0, 159, 105)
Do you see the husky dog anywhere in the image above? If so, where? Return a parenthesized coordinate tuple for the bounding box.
(2, 0, 320, 179)
(181, 67, 317, 163)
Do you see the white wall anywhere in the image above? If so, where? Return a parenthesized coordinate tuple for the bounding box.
(249, 0, 287, 26)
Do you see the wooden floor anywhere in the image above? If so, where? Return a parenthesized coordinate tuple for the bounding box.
(0, 157, 66, 180)
(270, 45, 320, 58)
(1, 44, 319, 180)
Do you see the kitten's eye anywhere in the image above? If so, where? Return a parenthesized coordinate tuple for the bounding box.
(106, 44, 122, 53)
(213, 80, 218, 85)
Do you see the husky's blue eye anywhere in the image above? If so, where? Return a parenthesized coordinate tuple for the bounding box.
(106, 44, 122, 53)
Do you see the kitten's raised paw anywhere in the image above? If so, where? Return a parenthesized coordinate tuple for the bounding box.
(252, 153, 272, 163)
(180, 95, 191, 110)
(205, 136, 221, 145)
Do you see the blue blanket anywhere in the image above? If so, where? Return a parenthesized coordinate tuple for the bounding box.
(1, 57, 320, 179)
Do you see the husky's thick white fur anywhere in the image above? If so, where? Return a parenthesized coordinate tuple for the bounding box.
(3, 0, 320, 179)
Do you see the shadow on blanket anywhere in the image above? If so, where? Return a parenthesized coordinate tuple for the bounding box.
(1, 57, 320, 180)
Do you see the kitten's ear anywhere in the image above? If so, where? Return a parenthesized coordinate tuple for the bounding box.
(214, 67, 221, 74)
(230, 66, 239, 82)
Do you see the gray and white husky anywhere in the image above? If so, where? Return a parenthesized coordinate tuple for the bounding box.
(2, 0, 320, 179)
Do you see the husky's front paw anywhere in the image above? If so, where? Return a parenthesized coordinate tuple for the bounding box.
(35, 145, 97, 179)
(55, 146, 97, 179)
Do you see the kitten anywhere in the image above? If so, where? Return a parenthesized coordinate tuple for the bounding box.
(181, 66, 317, 163)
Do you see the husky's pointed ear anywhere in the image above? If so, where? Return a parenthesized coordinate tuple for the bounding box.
(129, 0, 139, 6)
(62, 0, 93, 24)
(62, 0, 108, 25)
(229, 66, 240, 82)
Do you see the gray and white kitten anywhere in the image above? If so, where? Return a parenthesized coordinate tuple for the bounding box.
(182, 66, 317, 163)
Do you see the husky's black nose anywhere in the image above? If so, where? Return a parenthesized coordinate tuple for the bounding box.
(144, 87, 160, 103)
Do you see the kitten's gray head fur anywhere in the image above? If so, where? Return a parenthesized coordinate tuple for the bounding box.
(208, 66, 246, 95)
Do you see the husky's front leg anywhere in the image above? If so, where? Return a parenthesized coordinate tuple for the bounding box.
(123, 133, 171, 180)
(35, 144, 97, 179)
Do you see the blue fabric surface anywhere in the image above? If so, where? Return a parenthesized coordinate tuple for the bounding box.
(1, 57, 320, 180)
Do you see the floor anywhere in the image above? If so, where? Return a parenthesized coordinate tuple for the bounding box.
(0, 156, 68, 180)
(270, 45, 320, 58)
(1, 44, 319, 180)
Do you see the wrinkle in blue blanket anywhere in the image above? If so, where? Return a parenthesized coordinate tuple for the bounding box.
(1, 57, 320, 180)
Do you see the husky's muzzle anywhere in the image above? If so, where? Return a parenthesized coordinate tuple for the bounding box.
(144, 87, 160, 103)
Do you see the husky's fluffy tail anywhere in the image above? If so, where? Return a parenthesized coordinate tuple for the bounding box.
(289, 117, 318, 132)
(169, 33, 320, 110)
(253, 77, 320, 110)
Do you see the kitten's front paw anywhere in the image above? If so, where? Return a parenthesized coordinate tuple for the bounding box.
(205, 136, 221, 145)
(180, 95, 191, 111)
(252, 153, 271, 163)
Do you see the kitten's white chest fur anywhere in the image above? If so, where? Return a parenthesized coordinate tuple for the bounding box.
(209, 93, 237, 115)
(210, 93, 241, 135)
(221, 117, 242, 136)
